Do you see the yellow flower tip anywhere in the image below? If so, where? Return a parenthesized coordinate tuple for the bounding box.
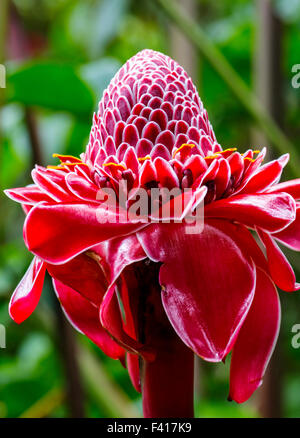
(172, 143, 195, 159)
(204, 154, 219, 160)
(47, 165, 65, 170)
(138, 155, 151, 162)
(215, 148, 237, 155)
(243, 157, 256, 162)
(61, 162, 89, 167)
(52, 153, 81, 162)
(103, 162, 127, 170)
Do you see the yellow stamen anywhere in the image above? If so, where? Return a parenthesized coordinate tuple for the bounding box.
(138, 155, 151, 162)
(61, 162, 89, 167)
(172, 143, 195, 159)
(243, 157, 256, 162)
(241, 150, 260, 157)
(204, 154, 219, 160)
(103, 162, 127, 170)
(47, 165, 66, 170)
(52, 153, 81, 162)
(215, 148, 237, 155)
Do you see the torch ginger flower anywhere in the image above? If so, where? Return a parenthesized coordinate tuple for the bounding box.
(5, 50, 300, 417)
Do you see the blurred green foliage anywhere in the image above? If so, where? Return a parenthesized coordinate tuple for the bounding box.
(0, 0, 300, 418)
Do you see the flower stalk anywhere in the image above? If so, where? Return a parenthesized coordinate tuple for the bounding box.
(142, 335, 194, 418)
(135, 261, 194, 417)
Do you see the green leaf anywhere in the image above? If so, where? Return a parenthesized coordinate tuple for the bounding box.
(7, 62, 95, 117)
(88, 0, 129, 58)
(67, 0, 129, 59)
(79, 58, 121, 102)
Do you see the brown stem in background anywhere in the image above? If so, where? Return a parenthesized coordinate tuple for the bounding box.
(0, 0, 9, 245)
(254, 0, 283, 418)
(169, 0, 198, 80)
(24, 108, 44, 166)
(134, 261, 194, 418)
(7, 3, 86, 417)
(54, 300, 85, 418)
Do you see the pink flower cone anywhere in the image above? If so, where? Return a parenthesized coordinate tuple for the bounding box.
(5, 50, 300, 417)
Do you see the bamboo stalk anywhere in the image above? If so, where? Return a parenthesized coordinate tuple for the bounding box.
(19, 387, 65, 418)
(36, 307, 140, 418)
(0, 0, 8, 245)
(78, 343, 141, 418)
(0, 0, 8, 64)
(254, 0, 283, 418)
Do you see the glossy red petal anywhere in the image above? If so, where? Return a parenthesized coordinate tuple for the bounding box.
(257, 229, 300, 292)
(53, 279, 124, 359)
(93, 234, 147, 286)
(46, 252, 108, 305)
(127, 353, 141, 393)
(220, 222, 268, 271)
(65, 173, 99, 202)
(154, 157, 179, 189)
(4, 186, 52, 205)
(205, 193, 296, 232)
(137, 221, 256, 361)
(99, 285, 154, 360)
(266, 178, 300, 200)
(214, 158, 231, 198)
(32, 167, 73, 203)
(238, 154, 289, 195)
(24, 202, 147, 264)
(229, 268, 281, 403)
(139, 160, 157, 187)
(9, 257, 46, 324)
(228, 152, 244, 185)
(273, 204, 300, 250)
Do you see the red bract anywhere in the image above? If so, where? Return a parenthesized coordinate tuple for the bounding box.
(5, 50, 300, 417)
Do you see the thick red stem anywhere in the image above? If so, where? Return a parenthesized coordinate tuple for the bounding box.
(134, 261, 194, 418)
(142, 336, 194, 418)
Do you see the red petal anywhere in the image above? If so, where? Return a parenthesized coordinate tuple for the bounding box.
(47, 252, 108, 305)
(205, 193, 296, 232)
(266, 178, 300, 200)
(154, 157, 179, 189)
(9, 257, 46, 324)
(229, 268, 281, 403)
(138, 220, 256, 361)
(93, 234, 147, 286)
(4, 186, 52, 205)
(24, 202, 147, 264)
(127, 353, 141, 393)
(214, 158, 231, 198)
(53, 279, 124, 359)
(99, 285, 154, 360)
(273, 204, 300, 250)
(32, 167, 73, 202)
(228, 152, 244, 185)
(258, 229, 300, 292)
(65, 173, 99, 202)
(139, 160, 157, 186)
(238, 154, 289, 195)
